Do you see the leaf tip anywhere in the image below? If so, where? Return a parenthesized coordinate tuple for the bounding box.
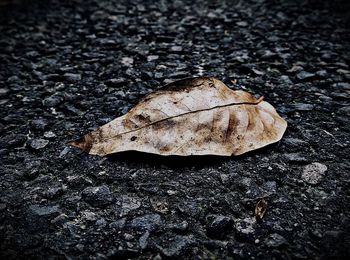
(67, 134, 94, 153)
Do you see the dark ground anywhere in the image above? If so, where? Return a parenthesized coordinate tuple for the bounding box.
(0, 0, 350, 259)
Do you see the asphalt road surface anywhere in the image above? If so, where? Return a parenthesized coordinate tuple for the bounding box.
(0, 0, 349, 259)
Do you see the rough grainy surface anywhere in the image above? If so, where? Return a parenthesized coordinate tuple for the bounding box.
(0, 0, 349, 259)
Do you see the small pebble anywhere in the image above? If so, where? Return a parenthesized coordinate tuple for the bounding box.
(29, 139, 49, 150)
(302, 162, 327, 185)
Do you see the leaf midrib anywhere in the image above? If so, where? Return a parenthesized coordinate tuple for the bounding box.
(98, 96, 264, 141)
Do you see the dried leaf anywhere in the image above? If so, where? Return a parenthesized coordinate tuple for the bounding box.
(70, 77, 287, 156)
(255, 199, 268, 220)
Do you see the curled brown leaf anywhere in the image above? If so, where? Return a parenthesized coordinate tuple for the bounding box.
(69, 77, 287, 157)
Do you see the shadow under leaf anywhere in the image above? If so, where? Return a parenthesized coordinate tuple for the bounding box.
(106, 151, 228, 169)
(104, 140, 282, 169)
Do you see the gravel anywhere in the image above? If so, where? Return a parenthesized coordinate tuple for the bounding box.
(302, 162, 328, 185)
(264, 233, 288, 248)
(206, 215, 233, 239)
(130, 214, 162, 232)
(28, 138, 49, 150)
(0, 0, 349, 259)
(82, 185, 113, 207)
